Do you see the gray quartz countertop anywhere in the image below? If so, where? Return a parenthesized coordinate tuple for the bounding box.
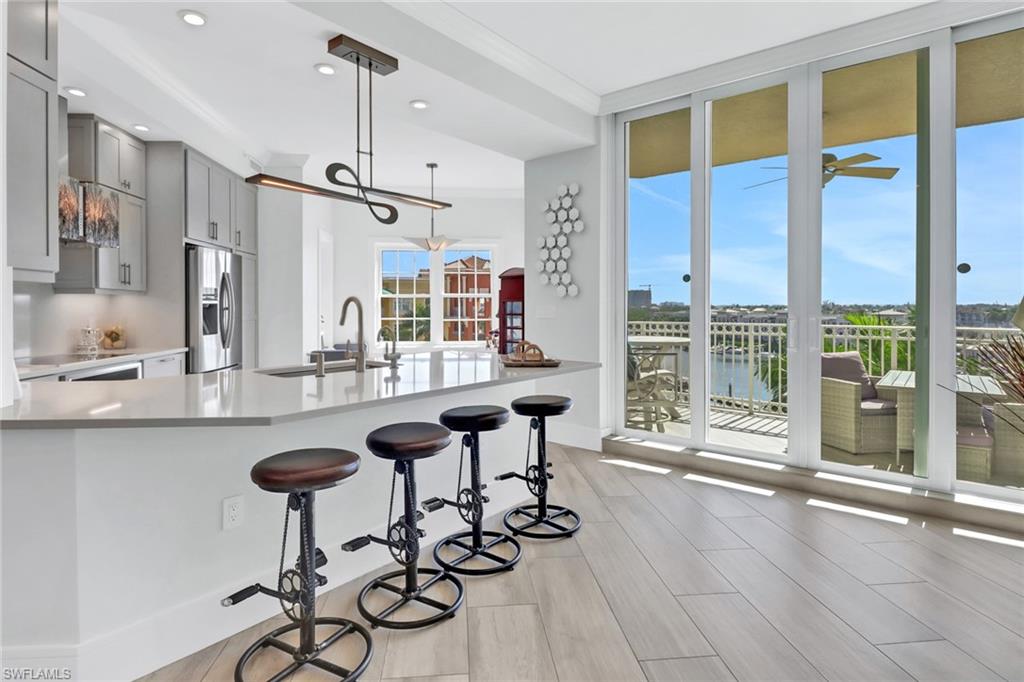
(1, 350, 600, 429)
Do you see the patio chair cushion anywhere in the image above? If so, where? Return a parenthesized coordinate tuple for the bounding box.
(822, 351, 877, 400)
(860, 398, 896, 416)
(956, 425, 994, 450)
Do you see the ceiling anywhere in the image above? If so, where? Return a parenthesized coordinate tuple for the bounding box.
(441, 1, 932, 95)
(59, 1, 953, 192)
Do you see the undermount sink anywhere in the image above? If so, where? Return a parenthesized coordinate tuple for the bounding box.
(258, 359, 390, 378)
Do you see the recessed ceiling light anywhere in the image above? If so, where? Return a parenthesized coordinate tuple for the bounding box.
(409, 99, 430, 110)
(66, 87, 87, 97)
(314, 63, 335, 76)
(133, 124, 150, 132)
(178, 9, 206, 26)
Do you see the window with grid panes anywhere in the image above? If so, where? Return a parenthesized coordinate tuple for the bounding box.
(379, 249, 431, 342)
(442, 250, 493, 342)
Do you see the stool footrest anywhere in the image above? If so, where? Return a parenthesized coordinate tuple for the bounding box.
(342, 536, 371, 552)
(422, 497, 445, 513)
(221, 582, 295, 607)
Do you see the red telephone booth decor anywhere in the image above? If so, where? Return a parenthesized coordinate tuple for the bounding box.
(498, 268, 525, 354)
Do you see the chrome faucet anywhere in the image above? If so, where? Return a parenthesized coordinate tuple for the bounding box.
(378, 326, 401, 369)
(310, 350, 327, 378)
(340, 296, 365, 373)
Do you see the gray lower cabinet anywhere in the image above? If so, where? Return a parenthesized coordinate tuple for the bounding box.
(8, 0, 58, 80)
(233, 179, 258, 254)
(69, 116, 147, 199)
(54, 188, 146, 293)
(185, 149, 233, 248)
(6, 56, 58, 281)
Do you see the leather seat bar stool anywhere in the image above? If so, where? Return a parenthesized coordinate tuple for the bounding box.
(343, 422, 464, 629)
(423, 405, 522, 575)
(221, 448, 372, 682)
(496, 395, 582, 539)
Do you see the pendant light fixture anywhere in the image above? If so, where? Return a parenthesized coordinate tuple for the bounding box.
(404, 163, 458, 251)
(246, 34, 452, 224)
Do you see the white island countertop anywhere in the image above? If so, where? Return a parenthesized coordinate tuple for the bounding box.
(1, 350, 599, 429)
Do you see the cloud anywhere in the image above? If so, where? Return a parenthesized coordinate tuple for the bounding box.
(631, 181, 690, 213)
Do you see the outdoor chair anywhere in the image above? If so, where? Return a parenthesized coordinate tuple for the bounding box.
(820, 351, 897, 454)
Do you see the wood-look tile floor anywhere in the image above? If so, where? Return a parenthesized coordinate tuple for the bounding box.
(141, 444, 1024, 682)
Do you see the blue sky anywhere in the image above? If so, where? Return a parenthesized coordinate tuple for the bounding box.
(628, 119, 1023, 306)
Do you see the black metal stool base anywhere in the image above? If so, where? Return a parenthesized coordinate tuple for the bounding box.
(503, 504, 581, 539)
(234, 616, 372, 682)
(433, 530, 522, 575)
(356, 567, 464, 630)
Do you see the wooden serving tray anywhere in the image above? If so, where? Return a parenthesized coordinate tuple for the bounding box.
(501, 356, 562, 368)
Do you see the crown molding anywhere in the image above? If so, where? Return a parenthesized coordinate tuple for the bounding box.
(383, 0, 601, 115)
(600, 1, 1024, 115)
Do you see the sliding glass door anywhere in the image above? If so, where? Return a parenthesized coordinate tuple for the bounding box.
(616, 15, 1023, 502)
(952, 23, 1024, 493)
(818, 46, 930, 478)
(624, 106, 692, 438)
(706, 82, 790, 455)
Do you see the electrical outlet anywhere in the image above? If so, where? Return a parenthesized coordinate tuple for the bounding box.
(222, 495, 244, 530)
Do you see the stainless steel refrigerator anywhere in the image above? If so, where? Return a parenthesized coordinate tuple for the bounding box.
(186, 245, 242, 373)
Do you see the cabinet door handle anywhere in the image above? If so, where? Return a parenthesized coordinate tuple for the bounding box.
(209, 221, 215, 239)
(127, 263, 132, 285)
(235, 231, 240, 247)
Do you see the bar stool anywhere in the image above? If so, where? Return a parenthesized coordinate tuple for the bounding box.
(343, 422, 464, 629)
(496, 395, 582, 539)
(222, 448, 373, 682)
(423, 405, 522, 575)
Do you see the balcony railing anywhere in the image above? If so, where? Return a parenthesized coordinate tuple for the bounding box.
(627, 320, 1017, 418)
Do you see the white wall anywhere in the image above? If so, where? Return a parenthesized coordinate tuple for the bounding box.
(523, 134, 613, 449)
(332, 194, 525, 348)
(1, 0, 12, 405)
(256, 159, 308, 367)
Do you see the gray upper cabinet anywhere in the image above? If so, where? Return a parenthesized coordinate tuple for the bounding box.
(118, 193, 146, 291)
(233, 179, 257, 255)
(8, 0, 58, 80)
(54, 188, 146, 293)
(68, 116, 147, 199)
(7, 56, 58, 281)
(185, 150, 212, 242)
(185, 149, 233, 248)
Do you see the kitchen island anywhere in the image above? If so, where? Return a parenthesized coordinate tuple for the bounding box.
(1, 351, 599, 680)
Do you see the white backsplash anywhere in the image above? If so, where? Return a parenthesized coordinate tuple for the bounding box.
(13, 282, 184, 357)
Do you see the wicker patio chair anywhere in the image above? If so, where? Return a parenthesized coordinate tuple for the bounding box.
(820, 351, 896, 455)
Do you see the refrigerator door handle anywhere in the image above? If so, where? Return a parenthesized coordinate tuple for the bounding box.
(223, 271, 237, 350)
(218, 271, 231, 349)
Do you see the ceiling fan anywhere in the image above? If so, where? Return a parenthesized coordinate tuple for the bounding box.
(744, 152, 900, 189)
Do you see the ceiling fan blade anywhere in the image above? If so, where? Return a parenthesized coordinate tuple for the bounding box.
(743, 176, 788, 190)
(836, 166, 899, 179)
(828, 152, 881, 169)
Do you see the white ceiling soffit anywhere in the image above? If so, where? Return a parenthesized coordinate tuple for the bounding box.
(446, 1, 935, 97)
(600, 1, 1024, 114)
(292, 1, 597, 148)
(58, 2, 578, 190)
